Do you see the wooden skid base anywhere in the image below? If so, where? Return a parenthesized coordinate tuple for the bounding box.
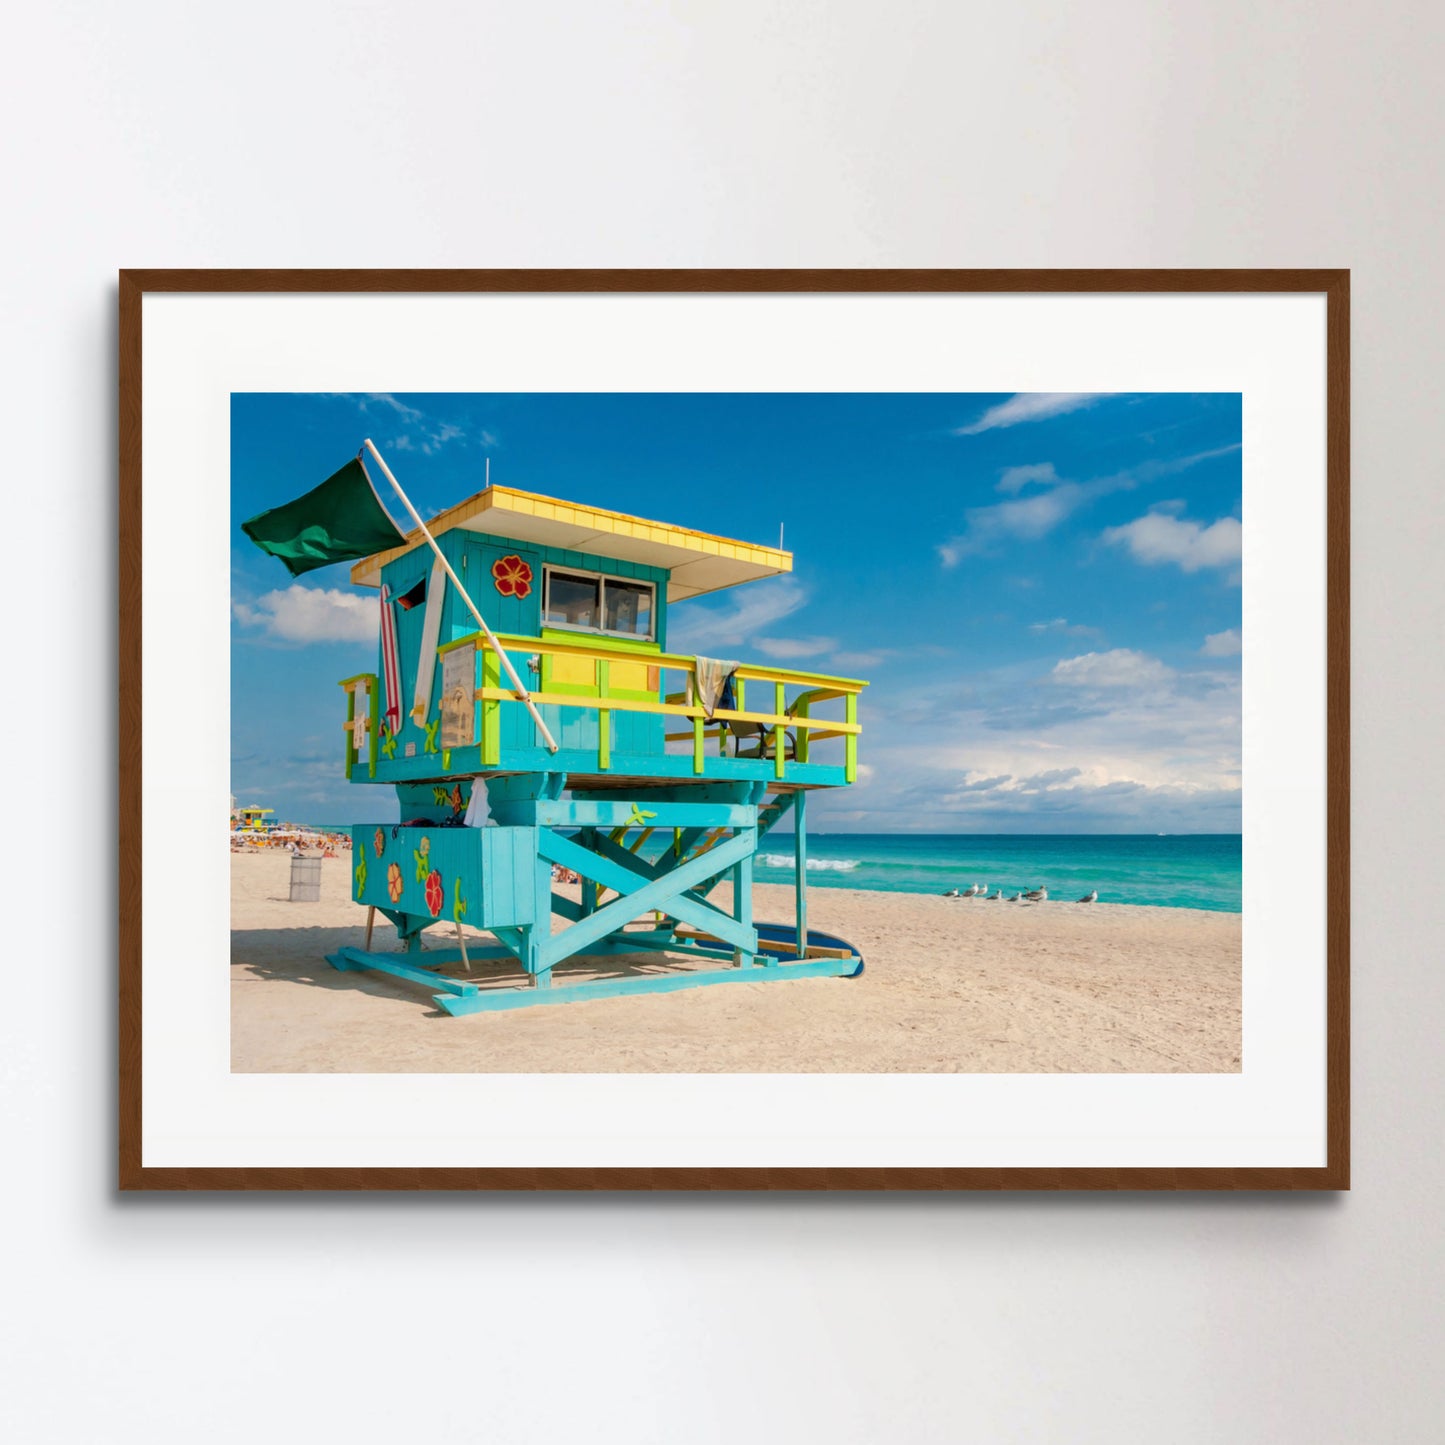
(324, 922, 863, 1017)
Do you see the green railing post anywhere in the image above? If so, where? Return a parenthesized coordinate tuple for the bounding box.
(773, 681, 787, 780)
(480, 647, 502, 767)
(367, 677, 380, 778)
(844, 692, 858, 783)
(341, 682, 355, 781)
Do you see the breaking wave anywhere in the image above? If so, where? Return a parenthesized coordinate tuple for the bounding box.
(757, 853, 860, 872)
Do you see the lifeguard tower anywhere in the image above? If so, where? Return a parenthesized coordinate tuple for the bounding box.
(315, 449, 867, 1014)
(232, 805, 273, 835)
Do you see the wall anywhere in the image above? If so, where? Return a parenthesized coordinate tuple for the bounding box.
(6, 3, 1442, 1441)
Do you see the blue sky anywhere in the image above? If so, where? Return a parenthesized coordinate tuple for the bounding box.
(232, 391, 1242, 832)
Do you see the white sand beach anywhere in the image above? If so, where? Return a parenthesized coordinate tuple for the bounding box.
(231, 850, 1241, 1074)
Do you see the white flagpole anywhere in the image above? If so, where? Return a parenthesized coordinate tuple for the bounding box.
(360, 438, 559, 754)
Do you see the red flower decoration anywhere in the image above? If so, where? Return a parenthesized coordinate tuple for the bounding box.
(424, 869, 445, 917)
(491, 554, 533, 599)
(386, 862, 404, 904)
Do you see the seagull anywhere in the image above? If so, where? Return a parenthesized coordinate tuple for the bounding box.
(974, 883, 989, 897)
(989, 889, 1004, 900)
(942, 887, 961, 898)
(1076, 889, 1098, 904)
(961, 883, 980, 898)
(1005, 893, 1020, 902)
(1022, 887, 1048, 902)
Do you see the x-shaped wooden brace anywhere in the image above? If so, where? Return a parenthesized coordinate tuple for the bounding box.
(536, 827, 757, 972)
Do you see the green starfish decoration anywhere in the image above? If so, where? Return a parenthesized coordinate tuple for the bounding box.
(413, 836, 431, 884)
(625, 803, 657, 828)
(354, 853, 368, 895)
(379, 725, 398, 760)
(423, 717, 441, 754)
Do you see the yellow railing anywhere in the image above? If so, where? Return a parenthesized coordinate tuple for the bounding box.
(436, 631, 865, 781)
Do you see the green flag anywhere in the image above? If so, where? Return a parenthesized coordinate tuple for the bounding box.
(241, 457, 408, 577)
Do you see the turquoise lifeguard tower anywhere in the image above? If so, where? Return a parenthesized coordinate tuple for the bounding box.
(310, 448, 866, 1014)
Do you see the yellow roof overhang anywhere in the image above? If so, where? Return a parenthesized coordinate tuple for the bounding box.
(349, 484, 792, 601)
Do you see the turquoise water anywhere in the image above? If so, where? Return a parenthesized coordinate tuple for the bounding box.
(310, 823, 1241, 914)
(753, 834, 1242, 913)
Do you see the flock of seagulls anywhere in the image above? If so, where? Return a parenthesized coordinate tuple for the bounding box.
(941, 884, 1098, 904)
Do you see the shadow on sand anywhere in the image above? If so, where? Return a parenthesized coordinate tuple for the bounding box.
(232, 922, 720, 1016)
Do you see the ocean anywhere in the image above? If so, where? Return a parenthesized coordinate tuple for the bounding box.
(753, 834, 1242, 913)
(311, 822, 1242, 914)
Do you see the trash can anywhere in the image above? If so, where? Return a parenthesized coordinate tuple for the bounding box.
(289, 855, 322, 902)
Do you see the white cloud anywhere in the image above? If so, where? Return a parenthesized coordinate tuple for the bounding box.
(954, 393, 1102, 435)
(938, 479, 1098, 564)
(938, 445, 1240, 567)
(366, 392, 423, 423)
(825, 647, 1241, 833)
(1052, 648, 1174, 689)
(667, 577, 807, 654)
(1201, 628, 1242, 656)
(233, 585, 375, 644)
(996, 462, 1059, 494)
(327, 393, 477, 456)
(1103, 510, 1243, 573)
(754, 635, 838, 659)
(1028, 617, 1100, 639)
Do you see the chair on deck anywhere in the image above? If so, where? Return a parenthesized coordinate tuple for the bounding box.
(727, 718, 797, 761)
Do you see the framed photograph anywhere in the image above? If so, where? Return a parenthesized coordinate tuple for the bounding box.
(119, 269, 1348, 1190)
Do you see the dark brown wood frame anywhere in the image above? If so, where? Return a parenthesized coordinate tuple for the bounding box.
(119, 269, 1349, 1191)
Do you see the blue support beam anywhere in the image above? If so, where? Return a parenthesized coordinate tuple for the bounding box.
(327, 947, 483, 998)
(432, 952, 862, 1016)
(587, 837, 750, 953)
(794, 788, 808, 958)
(536, 827, 757, 967)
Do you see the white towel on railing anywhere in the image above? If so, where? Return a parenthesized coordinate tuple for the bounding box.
(694, 657, 739, 720)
